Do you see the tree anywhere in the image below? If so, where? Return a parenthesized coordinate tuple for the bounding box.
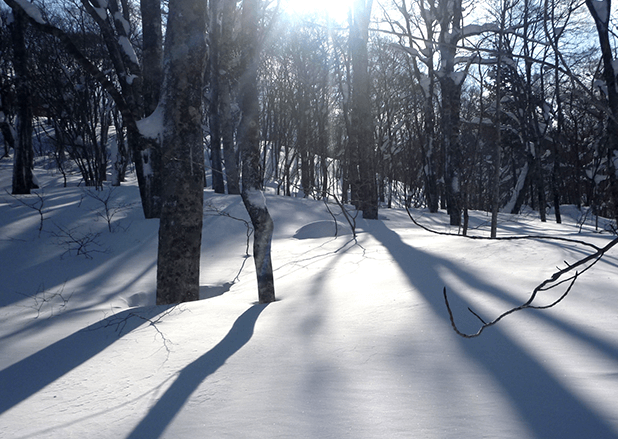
(155, 0, 208, 305)
(349, 0, 378, 219)
(10, 6, 36, 194)
(586, 0, 618, 224)
(238, 0, 276, 303)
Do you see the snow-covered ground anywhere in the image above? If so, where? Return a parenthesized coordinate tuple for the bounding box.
(1, 159, 618, 439)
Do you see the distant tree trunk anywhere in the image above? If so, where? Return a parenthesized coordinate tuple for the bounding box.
(349, 0, 378, 219)
(491, 25, 504, 238)
(219, 0, 241, 194)
(156, 0, 207, 305)
(239, 0, 275, 304)
(10, 8, 35, 195)
(208, 0, 225, 193)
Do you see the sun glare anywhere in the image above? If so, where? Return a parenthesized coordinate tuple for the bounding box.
(282, 0, 354, 23)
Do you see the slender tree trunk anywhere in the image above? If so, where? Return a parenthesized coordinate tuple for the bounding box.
(220, 0, 241, 194)
(208, 0, 225, 193)
(239, 0, 275, 303)
(10, 8, 35, 195)
(156, 0, 207, 305)
(140, 0, 162, 116)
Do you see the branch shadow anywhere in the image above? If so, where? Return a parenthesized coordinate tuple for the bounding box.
(366, 220, 618, 439)
(0, 306, 170, 416)
(125, 303, 269, 439)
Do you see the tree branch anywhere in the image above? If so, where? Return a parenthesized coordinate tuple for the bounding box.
(444, 236, 618, 338)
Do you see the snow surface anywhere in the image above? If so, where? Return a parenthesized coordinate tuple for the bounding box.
(1, 159, 618, 438)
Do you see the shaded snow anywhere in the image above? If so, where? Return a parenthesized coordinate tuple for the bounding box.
(293, 220, 352, 239)
(136, 105, 164, 139)
(1, 158, 618, 439)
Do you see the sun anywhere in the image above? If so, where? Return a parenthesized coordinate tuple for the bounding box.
(281, 0, 354, 23)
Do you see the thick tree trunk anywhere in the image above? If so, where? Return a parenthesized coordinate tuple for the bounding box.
(155, 0, 207, 305)
(349, 0, 378, 219)
(586, 0, 618, 224)
(239, 0, 276, 304)
(10, 8, 35, 195)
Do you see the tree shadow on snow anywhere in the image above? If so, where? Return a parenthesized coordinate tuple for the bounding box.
(0, 306, 172, 416)
(366, 220, 618, 439)
(125, 303, 268, 439)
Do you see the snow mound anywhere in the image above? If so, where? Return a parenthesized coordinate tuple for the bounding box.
(124, 291, 155, 307)
(293, 220, 352, 239)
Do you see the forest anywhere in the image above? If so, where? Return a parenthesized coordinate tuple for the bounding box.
(2, 2, 618, 437)
(1, 0, 618, 302)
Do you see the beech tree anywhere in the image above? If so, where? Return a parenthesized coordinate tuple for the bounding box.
(586, 0, 618, 224)
(155, 0, 208, 305)
(349, 0, 378, 219)
(238, 0, 276, 303)
(9, 6, 36, 194)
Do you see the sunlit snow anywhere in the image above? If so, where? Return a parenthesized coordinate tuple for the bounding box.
(1, 158, 618, 439)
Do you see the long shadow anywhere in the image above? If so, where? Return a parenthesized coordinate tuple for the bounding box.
(126, 303, 268, 439)
(0, 306, 169, 415)
(366, 220, 618, 439)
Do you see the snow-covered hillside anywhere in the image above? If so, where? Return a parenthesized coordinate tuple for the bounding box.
(1, 159, 618, 438)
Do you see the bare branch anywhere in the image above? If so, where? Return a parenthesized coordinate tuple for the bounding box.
(445, 236, 618, 338)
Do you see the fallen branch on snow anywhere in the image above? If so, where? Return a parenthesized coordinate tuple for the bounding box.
(444, 236, 618, 338)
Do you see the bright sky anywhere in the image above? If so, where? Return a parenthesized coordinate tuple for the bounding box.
(281, 0, 354, 23)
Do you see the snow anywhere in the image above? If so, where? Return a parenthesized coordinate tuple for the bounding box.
(136, 104, 164, 140)
(93, 7, 107, 21)
(245, 187, 267, 209)
(1, 158, 618, 438)
(118, 36, 139, 65)
(114, 11, 131, 35)
(14, 0, 45, 24)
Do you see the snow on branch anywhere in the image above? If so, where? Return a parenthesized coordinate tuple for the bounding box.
(444, 236, 618, 338)
(13, 0, 45, 24)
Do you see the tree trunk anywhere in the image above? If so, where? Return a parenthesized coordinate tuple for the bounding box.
(239, 0, 276, 304)
(208, 0, 225, 193)
(10, 8, 35, 195)
(349, 0, 378, 219)
(586, 0, 618, 224)
(140, 0, 162, 116)
(219, 0, 241, 194)
(155, 0, 207, 305)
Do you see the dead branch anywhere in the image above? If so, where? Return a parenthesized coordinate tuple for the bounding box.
(444, 236, 618, 338)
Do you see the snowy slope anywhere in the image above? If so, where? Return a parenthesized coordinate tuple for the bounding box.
(1, 160, 618, 439)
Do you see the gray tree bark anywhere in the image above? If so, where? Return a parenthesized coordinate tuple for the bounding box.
(239, 0, 275, 303)
(10, 7, 35, 195)
(219, 0, 241, 195)
(349, 0, 378, 219)
(156, 0, 207, 305)
(586, 0, 618, 224)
